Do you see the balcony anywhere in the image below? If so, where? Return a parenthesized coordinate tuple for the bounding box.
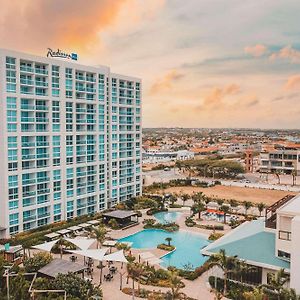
(23, 215, 36, 222)
(36, 81, 48, 87)
(20, 66, 34, 73)
(35, 105, 49, 111)
(37, 212, 50, 219)
(35, 69, 48, 75)
(37, 177, 50, 183)
(20, 79, 34, 86)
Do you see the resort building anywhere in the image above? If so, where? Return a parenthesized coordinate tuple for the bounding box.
(142, 149, 194, 163)
(0, 48, 142, 238)
(202, 194, 300, 293)
(259, 144, 300, 175)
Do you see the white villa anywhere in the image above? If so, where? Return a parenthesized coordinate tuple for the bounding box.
(202, 193, 300, 293)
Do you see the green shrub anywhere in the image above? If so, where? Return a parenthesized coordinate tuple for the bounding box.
(208, 233, 224, 241)
(108, 218, 119, 229)
(143, 221, 179, 232)
(24, 252, 53, 272)
(157, 244, 175, 251)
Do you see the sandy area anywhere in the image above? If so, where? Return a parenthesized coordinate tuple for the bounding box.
(157, 185, 296, 205)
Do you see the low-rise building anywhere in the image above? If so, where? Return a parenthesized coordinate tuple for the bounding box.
(142, 149, 194, 163)
(259, 144, 300, 175)
(202, 193, 300, 293)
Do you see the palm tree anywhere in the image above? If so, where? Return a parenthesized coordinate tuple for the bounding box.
(192, 192, 205, 204)
(243, 201, 252, 216)
(169, 194, 177, 206)
(217, 199, 224, 207)
(209, 249, 237, 296)
(192, 201, 206, 219)
(234, 260, 256, 283)
(257, 203, 265, 217)
(181, 193, 189, 206)
(92, 224, 107, 248)
(165, 237, 172, 247)
(220, 205, 230, 224)
(261, 268, 289, 300)
(127, 262, 146, 299)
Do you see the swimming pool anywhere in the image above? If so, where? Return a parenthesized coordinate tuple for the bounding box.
(154, 211, 182, 224)
(118, 229, 210, 269)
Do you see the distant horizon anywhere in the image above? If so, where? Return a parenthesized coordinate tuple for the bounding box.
(142, 127, 300, 131)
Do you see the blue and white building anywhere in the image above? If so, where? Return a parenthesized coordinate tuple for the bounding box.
(0, 49, 142, 238)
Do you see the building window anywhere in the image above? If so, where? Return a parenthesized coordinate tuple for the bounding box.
(279, 230, 291, 241)
(278, 250, 291, 260)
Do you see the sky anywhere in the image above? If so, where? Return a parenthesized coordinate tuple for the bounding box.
(1, 0, 300, 129)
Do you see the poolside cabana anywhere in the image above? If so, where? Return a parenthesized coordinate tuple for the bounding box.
(78, 223, 92, 229)
(57, 229, 71, 236)
(45, 232, 60, 240)
(102, 210, 138, 227)
(38, 258, 86, 279)
(68, 225, 82, 232)
(88, 220, 100, 226)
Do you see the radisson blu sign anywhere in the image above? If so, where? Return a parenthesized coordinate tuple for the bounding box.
(47, 48, 78, 61)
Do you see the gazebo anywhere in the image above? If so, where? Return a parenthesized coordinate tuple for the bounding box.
(102, 210, 139, 227)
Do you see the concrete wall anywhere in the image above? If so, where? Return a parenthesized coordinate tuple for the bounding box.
(290, 216, 300, 293)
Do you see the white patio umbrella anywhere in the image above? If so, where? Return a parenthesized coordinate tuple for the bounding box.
(102, 250, 128, 263)
(69, 248, 108, 261)
(32, 240, 59, 252)
(65, 238, 96, 251)
(103, 250, 128, 290)
(69, 248, 108, 284)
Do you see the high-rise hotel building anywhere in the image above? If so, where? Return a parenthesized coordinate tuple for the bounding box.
(0, 49, 142, 238)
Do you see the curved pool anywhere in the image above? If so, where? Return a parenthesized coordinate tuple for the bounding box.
(118, 229, 210, 269)
(154, 211, 182, 224)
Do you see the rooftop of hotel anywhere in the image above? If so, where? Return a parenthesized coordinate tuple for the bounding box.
(202, 219, 290, 271)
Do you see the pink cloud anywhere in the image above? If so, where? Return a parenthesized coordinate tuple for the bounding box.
(284, 75, 300, 90)
(150, 70, 185, 94)
(270, 46, 300, 63)
(244, 44, 267, 57)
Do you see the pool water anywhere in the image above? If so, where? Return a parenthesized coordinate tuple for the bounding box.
(154, 211, 182, 224)
(118, 229, 210, 269)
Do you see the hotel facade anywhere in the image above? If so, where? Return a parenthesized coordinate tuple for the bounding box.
(0, 49, 142, 238)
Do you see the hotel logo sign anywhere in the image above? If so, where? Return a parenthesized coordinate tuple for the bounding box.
(47, 48, 78, 61)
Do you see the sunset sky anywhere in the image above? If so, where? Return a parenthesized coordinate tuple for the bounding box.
(1, 0, 300, 128)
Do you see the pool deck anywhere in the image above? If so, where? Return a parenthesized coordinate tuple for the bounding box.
(30, 208, 219, 299)
(105, 208, 223, 299)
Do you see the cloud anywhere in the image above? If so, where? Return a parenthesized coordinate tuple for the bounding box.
(150, 70, 185, 94)
(284, 75, 300, 90)
(244, 44, 267, 57)
(201, 84, 241, 107)
(270, 46, 300, 63)
(0, 0, 165, 53)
